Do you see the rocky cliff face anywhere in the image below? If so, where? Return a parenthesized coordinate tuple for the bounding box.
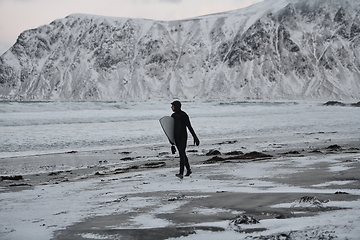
(1, 0, 359, 101)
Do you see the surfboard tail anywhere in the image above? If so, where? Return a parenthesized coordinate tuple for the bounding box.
(159, 116, 176, 145)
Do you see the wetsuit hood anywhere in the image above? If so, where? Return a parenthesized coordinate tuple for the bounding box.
(171, 101, 182, 112)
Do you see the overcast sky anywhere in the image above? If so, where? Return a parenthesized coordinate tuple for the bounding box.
(0, 0, 264, 55)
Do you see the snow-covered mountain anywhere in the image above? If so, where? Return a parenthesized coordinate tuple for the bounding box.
(1, 0, 359, 101)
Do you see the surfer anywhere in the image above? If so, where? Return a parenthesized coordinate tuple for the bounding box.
(171, 100, 200, 179)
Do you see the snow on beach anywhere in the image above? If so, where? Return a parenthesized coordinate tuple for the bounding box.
(0, 100, 360, 240)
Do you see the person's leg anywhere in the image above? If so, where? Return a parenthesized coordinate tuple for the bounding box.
(177, 140, 191, 176)
(178, 148, 186, 175)
(184, 155, 190, 172)
(176, 140, 187, 175)
(184, 154, 192, 176)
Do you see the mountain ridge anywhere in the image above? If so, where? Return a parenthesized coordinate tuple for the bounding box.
(1, 0, 359, 101)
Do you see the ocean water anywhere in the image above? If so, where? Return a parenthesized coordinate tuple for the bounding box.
(0, 100, 359, 159)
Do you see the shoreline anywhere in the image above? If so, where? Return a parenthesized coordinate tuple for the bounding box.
(1, 138, 359, 193)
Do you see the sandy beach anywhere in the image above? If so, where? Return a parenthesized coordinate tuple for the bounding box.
(1, 136, 360, 240)
(1, 101, 360, 239)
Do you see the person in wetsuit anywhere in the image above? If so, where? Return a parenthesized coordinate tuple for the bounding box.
(171, 101, 200, 179)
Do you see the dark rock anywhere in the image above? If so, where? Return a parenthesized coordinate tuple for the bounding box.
(203, 156, 226, 164)
(225, 150, 244, 155)
(66, 151, 78, 154)
(48, 171, 64, 176)
(158, 152, 169, 156)
(187, 150, 198, 153)
(274, 213, 286, 219)
(9, 183, 31, 187)
(295, 196, 329, 207)
(143, 162, 166, 168)
(323, 101, 346, 106)
(229, 215, 260, 233)
(350, 101, 360, 107)
(327, 144, 342, 151)
(94, 172, 105, 176)
(120, 151, 131, 154)
(168, 195, 186, 201)
(239, 151, 272, 159)
(206, 149, 221, 156)
(230, 215, 259, 225)
(310, 149, 324, 154)
(335, 191, 349, 194)
(283, 150, 301, 155)
(1, 175, 24, 181)
(114, 165, 139, 174)
(217, 140, 238, 145)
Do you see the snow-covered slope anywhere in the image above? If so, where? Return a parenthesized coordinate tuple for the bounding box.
(0, 0, 359, 101)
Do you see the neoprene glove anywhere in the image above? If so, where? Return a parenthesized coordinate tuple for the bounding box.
(171, 145, 176, 154)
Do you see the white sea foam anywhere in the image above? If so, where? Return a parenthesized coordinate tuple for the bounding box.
(1, 100, 359, 158)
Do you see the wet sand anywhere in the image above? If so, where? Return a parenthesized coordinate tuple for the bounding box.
(1, 140, 360, 240)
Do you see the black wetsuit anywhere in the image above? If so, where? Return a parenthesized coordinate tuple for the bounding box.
(171, 109, 199, 175)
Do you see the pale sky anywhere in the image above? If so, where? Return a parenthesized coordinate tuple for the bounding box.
(0, 0, 264, 55)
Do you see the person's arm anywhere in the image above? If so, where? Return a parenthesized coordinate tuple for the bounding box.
(185, 115, 200, 146)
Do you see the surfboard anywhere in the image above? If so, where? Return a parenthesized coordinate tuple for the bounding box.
(159, 116, 175, 145)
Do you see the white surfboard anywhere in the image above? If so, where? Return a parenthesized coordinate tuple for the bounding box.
(159, 116, 175, 145)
